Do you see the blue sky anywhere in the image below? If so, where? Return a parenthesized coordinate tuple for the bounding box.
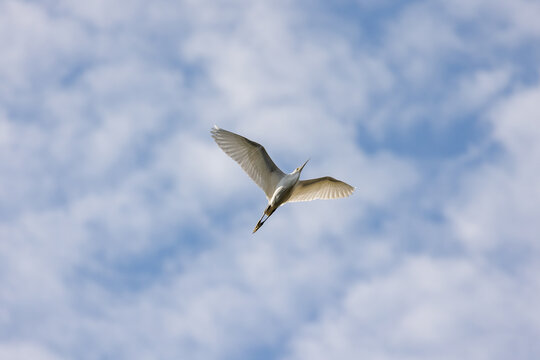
(1, 0, 540, 359)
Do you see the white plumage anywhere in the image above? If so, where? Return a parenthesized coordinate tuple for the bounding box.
(211, 125, 354, 232)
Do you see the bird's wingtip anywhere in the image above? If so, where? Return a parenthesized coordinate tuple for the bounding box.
(213, 124, 220, 130)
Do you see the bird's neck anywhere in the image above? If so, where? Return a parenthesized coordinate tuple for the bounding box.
(289, 171, 301, 182)
(279, 172, 300, 188)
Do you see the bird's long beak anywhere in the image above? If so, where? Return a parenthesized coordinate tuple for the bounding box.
(300, 158, 309, 172)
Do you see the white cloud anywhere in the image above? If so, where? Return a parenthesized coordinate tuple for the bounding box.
(1, 0, 540, 359)
(0, 0, 89, 100)
(453, 67, 513, 112)
(283, 256, 540, 360)
(383, 3, 463, 83)
(447, 83, 540, 253)
(0, 342, 64, 360)
(440, 0, 540, 43)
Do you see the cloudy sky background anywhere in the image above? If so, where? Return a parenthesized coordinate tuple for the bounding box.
(1, 0, 540, 358)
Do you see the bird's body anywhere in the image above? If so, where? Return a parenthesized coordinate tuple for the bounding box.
(211, 126, 354, 233)
(270, 171, 300, 208)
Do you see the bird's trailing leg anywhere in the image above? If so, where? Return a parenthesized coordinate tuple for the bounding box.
(253, 214, 268, 233)
(253, 205, 275, 233)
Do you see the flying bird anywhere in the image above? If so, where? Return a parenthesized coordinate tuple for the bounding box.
(211, 126, 354, 233)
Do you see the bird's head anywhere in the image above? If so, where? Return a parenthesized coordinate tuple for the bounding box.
(294, 159, 309, 174)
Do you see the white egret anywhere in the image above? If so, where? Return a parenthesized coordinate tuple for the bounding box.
(211, 125, 354, 233)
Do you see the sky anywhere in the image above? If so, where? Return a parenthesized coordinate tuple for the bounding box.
(1, 0, 540, 359)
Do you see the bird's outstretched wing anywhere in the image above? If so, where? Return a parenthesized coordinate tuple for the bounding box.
(288, 177, 354, 202)
(211, 126, 285, 199)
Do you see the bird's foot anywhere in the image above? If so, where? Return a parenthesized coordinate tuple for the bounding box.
(253, 216, 267, 233)
(252, 222, 262, 233)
